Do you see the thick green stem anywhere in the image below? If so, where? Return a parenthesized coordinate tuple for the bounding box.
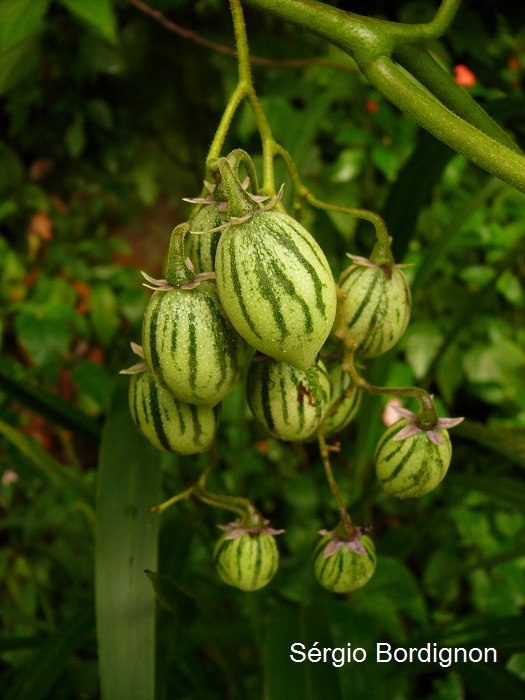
(244, 0, 525, 194)
(421, 0, 462, 39)
(364, 57, 525, 193)
(396, 46, 520, 153)
(165, 224, 194, 287)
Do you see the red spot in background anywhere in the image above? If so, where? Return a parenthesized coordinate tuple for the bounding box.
(454, 64, 476, 87)
(508, 54, 520, 72)
(366, 99, 379, 113)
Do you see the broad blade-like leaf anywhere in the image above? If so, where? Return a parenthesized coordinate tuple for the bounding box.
(95, 378, 161, 700)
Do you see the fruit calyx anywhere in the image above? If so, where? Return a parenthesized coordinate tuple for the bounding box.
(210, 155, 284, 223)
(391, 401, 464, 445)
(119, 342, 148, 375)
(218, 517, 285, 540)
(345, 252, 412, 279)
(318, 522, 372, 558)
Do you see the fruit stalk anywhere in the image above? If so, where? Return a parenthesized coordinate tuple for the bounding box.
(165, 223, 195, 287)
(317, 426, 353, 532)
(334, 290, 439, 429)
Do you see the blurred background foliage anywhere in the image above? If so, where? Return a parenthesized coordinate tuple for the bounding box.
(1, 0, 524, 698)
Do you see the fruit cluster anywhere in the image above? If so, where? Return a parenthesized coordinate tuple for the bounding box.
(123, 150, 462, 594)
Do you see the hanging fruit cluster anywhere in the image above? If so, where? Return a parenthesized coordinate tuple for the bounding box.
(122, 149, 463, 595)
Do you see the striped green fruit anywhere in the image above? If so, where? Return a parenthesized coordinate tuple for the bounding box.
(213, 532, 279, 591)
(322, 365, 361, 438)
(129, 371, 217, 455)
(246, 357, 331, 442)
(374, 419, 452, 498)
(339, 263, 411, 358)
(313, 535, 376, 593)
(142, 280, 248, 407)
(187, 204, 223, 274)
(216, 209, 337, 370)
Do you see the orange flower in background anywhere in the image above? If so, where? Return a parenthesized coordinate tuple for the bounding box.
(453, 64, 476, 87)
(366, 98, 379, 113)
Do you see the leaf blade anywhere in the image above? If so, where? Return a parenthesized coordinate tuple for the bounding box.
(95, 378, 161, 700)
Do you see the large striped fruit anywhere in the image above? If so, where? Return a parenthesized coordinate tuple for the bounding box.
(142, 280, 247, 407)
(339, 262, 411, 358)
(374, 419, 452, 498)
(313, 535, 376, 593)
(213, 531, 279, 591)
(216, 210, 337, 370)
(246, 357, 331, 442)
(129, 370, 217, 454)
(187, 203, 223, 274)
(322, 365, 361, 438)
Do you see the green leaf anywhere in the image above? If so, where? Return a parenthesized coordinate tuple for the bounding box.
(65, 115, 86, 158)
(89, 284, 120, 347)
(364, 556, 428, 626)
(264, 602, 343, 700)
(0, 361, 101, 441)
(70, 360, 114, 415)
(0, 0, 50, 50)
(95, 378, 161, 700)
(14, 302, 78, 370)
(454, 420, 525, 468)
(144, 570, 182, 615)
(0, 417, 95, 508)
(497, 269, 525, 307)
(0, 33, 41, 96)
(371, 143, 401, 181)
(58, 0, 117, 43)
(456, 663, 525, 700)
(0, 635, 45, 652)
(447, 473, 525, 509)
(382, 128, 454, 262)
(4, 607, 94, 700)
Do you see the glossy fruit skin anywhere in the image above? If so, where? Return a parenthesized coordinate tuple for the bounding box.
(187, 204, 223, 274)
(339, 263, 411, 358)
(213, 532, 279, 591)
(374, 418, 452, 498)
(313, 535, 376, 593)
(215, 209, 337, 370)
(246, 357, 331, 442)
(129, 371, 218, 455)
(142, 280, 248, 407)
(322, 365, 361, 438)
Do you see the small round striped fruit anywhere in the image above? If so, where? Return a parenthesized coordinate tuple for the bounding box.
(216, 209, 337, 370)
(129, 371, 217, 455)
(322, 365, 361, 438)
(142, 280, 247, 407)
(313, 535, 376, 593)
(339, 262, 411, 358)
(213, 532, 279, 591)
(374, 419, 452, 498)
(187, 204, 223, 274)
(246, 357, 331, 442)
